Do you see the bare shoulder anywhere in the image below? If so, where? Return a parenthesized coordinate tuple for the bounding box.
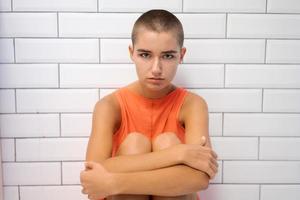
(180, 91, 208, 120)
(92, 91, 121, 131)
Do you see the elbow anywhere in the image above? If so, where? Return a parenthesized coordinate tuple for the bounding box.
(194, 171, 210, 191)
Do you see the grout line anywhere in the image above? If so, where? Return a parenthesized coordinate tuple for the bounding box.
(264, 39, 268, 63)
(61, 161, 63, 185)
(225, 13, 228, 38)
(223, 64, 226, 88)
(59, 113, 62, 137)
(259, 184, 262, 200)
(14, 138, 17, 162)
(265, 0, 268, 13)
(11, 0, 13, 11)
(181, 0, 184, 12)
(258, 136, 261, 160)
(97, 0, 99, 12)
(13, 38, 16, 63)
(58, 64, 61, 88)
(14, 89, 17, 113)
(261, 89, 264, 112)
(99, 39, 101, 63)
(18, 185, 21, 200)
(57, 12, 59, 37)
(222, 112, 224, 136)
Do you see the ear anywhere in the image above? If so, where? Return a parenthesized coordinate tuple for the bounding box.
(129, 45, 134, 61)
(179, 47, 186, 63)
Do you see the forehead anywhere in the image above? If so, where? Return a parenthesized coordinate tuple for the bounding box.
(133, 29, 180, 52)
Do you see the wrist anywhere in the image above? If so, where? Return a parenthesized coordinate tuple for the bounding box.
(172, 143, 186, 164)
(110, 172, 124, 195)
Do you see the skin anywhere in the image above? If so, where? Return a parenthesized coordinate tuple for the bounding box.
(80, 28, 218, 200)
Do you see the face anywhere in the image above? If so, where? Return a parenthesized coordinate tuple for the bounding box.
(129, 29, 186, 92)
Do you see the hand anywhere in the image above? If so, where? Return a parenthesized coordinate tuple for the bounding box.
(80, 161, 116, 200)
(181, 136, 218, 179)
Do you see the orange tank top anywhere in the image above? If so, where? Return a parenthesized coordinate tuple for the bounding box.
(112, 87, 188, 157)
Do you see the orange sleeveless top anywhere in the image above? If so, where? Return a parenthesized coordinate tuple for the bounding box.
(111, 87, 188, 156)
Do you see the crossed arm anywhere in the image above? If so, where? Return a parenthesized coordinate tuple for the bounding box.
(80, 93, 218, 199)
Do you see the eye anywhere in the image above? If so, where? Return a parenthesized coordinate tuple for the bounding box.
(139, 53, 151, 58)
(162, 54, 175, 59)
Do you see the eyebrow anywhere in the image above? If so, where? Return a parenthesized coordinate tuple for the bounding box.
(136, 49, 178, 54)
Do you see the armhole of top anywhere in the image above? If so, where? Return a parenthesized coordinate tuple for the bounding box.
(112, 90, 124, 136)
(175, 89, 188, 131)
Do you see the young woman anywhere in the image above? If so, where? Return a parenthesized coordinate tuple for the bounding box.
(80, 9, 218, 200)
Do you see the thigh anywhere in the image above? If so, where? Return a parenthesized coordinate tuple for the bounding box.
(108, 132, 151, 200)
(152, 132, 198, 200)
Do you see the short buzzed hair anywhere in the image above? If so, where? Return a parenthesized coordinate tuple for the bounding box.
(131, 9, 184, 47)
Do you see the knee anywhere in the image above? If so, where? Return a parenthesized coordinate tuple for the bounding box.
(116, 132, 151, 156)
(152, 132, 182, 152)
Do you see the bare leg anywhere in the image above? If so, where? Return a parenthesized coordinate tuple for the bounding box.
(151, 132, 198, 200)
(107, 132, 151, 200)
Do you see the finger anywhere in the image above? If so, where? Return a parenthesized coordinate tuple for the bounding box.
(200, 136, 206, 146)
(81, 187, 88, 194)
(85, 161, 94, 170)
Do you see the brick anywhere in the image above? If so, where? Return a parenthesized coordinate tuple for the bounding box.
(184, 0, 266, 12)
(100, 39, 132, 63)
(16, 89, 98, 113)
(1, 139, 15, 161)
(60, 64, 136, 88)
(191, 89, 262, 112)
(0, 39, 14, 63)
(266, 40, 300, 63)
(99, 0, 182, 12)
(0, 114, 59, 138)
(16, 138, 88, 161)
(211, 137, 258, 160)
(62, 162, 83, 184)
(61, 114, 92, 137)
(184, 39, 265, 63)
(224, 113, 300, 136)
(264, 89, 300, 112)
(13, 0, 97, 11)
(0, 64, 58, 88)
(199, 184, 259, 200)
(4, 187, 19, 200)
(268, 0, 300, 13)
(20, 186, 85, 200)
(15, 39, 99, 63)
(261, 185, 300, 200)
(176, 14, 226, 38)
(260, 137, 300, 160)
(0, 13, 57, 37)
(0, 0, 11, 11)
(59, 13, 138, 38)
(3, 162, 60, 185)
(225, 65, 300, 88)
(174, 64, 224, 88)
(0, 90, 15, 113)
(224, 161, 300, 183)
(228, 14, 300, 38)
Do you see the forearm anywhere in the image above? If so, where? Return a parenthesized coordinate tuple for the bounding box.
(100, 144, 182, 173)
(112, 164, 209, 196)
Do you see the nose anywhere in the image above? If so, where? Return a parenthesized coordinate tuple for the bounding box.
(151, 57, 162, 77)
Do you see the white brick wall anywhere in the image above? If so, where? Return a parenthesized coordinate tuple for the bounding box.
(1, 1, 300, 200)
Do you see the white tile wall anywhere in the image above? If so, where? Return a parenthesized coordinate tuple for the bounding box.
(20, 186, 86, 200)
(99, 0, 182, 12)
(16, 89, 98, 113)
(13, 0, 97, 12)
(224, 113, 300, 136)
(184, 39, 265, 63)
(261, 185, 300, 200)
(199, 184, 260, 200)
(224, 161, 300, 183)
(15, 39, 99, 63)
(266, 40, 300, 63)
(16, 138, 88, 161)
(0, 90, 15, 113)
(0, 13, 57, 37)
(61, 114, 92, 137)
(3, 187, 19, 200)
(191, 89, 262, 112)
(0, 64, 58, 88)
(0, 114, 59, 138)
(0, 39, 14, 63)
(3, 162, 61, 185)
(260, 137, 300, 160)
(225, 65, 300, 88)
(228, 14, 300, 38)
(184, 0, 266, 12)
(1, 139, 14, 161)
(267, 0, 300, 13)
(263, 89, 300, 112)
(1, 1, 300, 199)
(0, 0, 11, 11)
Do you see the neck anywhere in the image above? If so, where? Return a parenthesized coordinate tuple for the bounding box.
(136, 82, 176, 99)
